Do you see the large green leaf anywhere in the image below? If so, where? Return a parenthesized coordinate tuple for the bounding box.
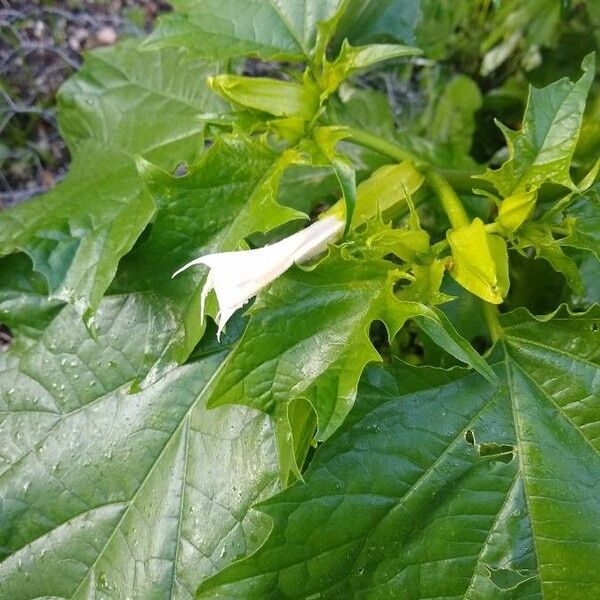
(146, 0, 343, 60)
(199, 306, 600, 599)
(117, 135, 305, 369)
(206, 246, 494, 477)
(0, 259, 279, 599)
(0, 40, 221, 320)
(482, 54, 595, 197)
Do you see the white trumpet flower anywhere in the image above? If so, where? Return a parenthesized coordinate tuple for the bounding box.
(173, 215, 343, 338)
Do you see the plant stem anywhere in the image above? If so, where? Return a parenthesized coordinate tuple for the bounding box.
(343, 126, 421, 163)
(343, 126, 498, 196)
(482, 301, 503, 343)
(426, 170, 470, 229)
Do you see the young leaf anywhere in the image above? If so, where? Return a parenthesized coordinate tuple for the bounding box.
(0, 267, 279, 599)
(118, 135, 306, 369)
(320, 41, 421, 97)
(146, 0, 344, 60)
(447, 218, 510, 304)
(205, 247, 494, 478)
(0, 40, 221, 321)
(198, 307, 600, 600)
(481, 54, 595, 197)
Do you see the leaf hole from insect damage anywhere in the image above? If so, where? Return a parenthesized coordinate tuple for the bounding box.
(173, 162, 189, 177)
(0, 323, 13, 352)
(465, 429, 515, 463)
(486, 565, 535, 591)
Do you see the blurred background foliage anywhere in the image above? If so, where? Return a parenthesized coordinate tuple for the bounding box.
(1, 0, 598, 208)
(0, 0, 170, 207)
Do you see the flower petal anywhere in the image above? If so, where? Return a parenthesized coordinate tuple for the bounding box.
(173, 216, 344, 338)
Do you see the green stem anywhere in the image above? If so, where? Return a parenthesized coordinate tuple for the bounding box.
(482, 301, 503, 343)
(343, 126, 496, 196)
(426, 171, 470, 229)
(344, 126, 420, 163)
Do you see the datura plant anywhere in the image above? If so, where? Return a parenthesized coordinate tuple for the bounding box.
(1, 1, 599, 599)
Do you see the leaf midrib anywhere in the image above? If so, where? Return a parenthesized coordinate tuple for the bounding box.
(69, 355, 228, 598)
(248, 374, 506, 593)
(510, 82, 580, 191)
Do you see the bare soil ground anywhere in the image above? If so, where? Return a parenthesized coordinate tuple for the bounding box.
(0, 0, 170, 207)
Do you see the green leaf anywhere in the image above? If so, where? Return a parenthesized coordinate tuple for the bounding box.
(397, 259, 452, 305)
(419, 275, 492, 368)
(334, 0, 420, 46)
(447, 218, 510, 304)
(0, 40, 221, 320)
(198, 307, 600, 600)
(414, 0, 473, 59)
(519, 223, 585, 295)
(481, 54, 595, 197)
(367, 229, 430, 264)
(575, 251, 600, 308)
(328, 87, 397, 141)
(0, 261, 279, 599)
(560, 183, 600, 259)
(320, 41, 421, 97)
(117, 135, 306, 369)
(146, 0, 344, 60)
(205, 246, 494, 476)
(0, 254, 63, 349)
(430, 74, 483, 156)
(537, 244, 585, 295)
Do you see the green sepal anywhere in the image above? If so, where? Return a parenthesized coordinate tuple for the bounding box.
(447, 218, 510, 304)
(325, 161, 425, 229)
(208, 73, 320, 121)
(496, 191, 537, 232)
(309, 126, 357, 234)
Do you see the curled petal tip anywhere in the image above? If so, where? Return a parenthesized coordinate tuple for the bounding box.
(172, 256, 207, 279)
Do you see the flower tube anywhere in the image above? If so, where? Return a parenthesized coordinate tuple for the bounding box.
(173, 215, 343, 337)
